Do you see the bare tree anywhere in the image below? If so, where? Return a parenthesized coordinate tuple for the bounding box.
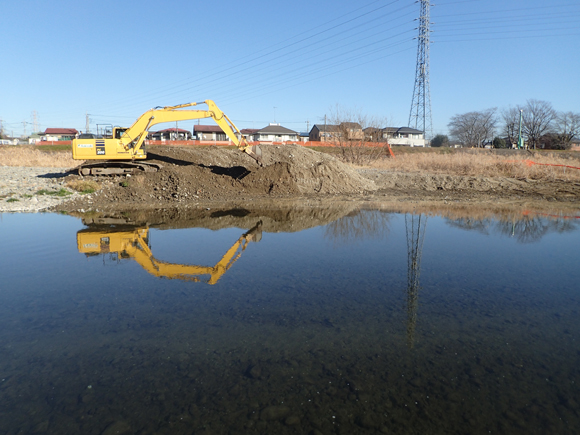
(328, 105, 391, 165)
(554, 111, 580, 149)
(501, 106, 521, 147)
(520, 99, 556, 150)
(448, 108, 497, 147)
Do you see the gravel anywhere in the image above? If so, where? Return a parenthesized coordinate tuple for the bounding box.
(0, 166, 80, 213)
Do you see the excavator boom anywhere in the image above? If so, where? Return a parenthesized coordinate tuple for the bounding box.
(72, 100, 262, 175)
(77, 221, 263, 284)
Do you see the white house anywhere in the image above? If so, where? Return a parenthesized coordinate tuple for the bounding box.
(382, 127, 426, 147)
(254, 124, 298, 143)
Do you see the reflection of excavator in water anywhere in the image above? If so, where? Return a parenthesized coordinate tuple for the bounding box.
(72, 100, 262, 175)
(77, 221, 262, 284)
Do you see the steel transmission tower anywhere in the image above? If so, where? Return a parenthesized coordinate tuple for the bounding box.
(408, 0, 433, 141)
(405, 213, 427, 348)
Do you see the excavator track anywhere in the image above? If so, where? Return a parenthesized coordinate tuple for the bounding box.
(76, 161, 162, 176)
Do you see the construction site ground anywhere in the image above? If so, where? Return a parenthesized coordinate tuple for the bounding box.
(49, 144, 580, 216)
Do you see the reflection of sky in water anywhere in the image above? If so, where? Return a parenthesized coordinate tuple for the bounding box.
(0, 210, 579, 435)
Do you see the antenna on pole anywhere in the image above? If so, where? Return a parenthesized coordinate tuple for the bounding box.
(409, 0, 433, 142)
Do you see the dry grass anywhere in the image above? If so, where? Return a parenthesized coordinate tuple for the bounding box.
(3, 145, 580, 182)
(369, 151, 580, 181)
(0, 146, 78, 168)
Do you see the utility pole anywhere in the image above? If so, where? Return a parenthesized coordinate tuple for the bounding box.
(409, 0, 433, 142)
(86, 113, 90, 134)
(32, 111, 39, 133)
(22, 121, 27, 137)
(517, 109, 524, 149)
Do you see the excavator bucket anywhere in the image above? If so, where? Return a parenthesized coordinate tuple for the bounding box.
(244, 221, 263, 243)
(244, 145, 263, 166)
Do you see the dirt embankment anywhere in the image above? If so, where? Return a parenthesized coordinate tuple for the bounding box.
(53, 144, 580, 214)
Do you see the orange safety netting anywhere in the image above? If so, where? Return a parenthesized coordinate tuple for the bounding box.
(508, 159, 580, 171)
(523, 210, 580, 219)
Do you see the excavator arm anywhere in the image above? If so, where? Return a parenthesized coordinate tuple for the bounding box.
(119, 100, 262, 163)
(77, 221, 262, 285)
(72, 100, 262, 174)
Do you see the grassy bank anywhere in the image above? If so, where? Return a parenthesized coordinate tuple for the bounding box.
(369, 148, 580, 182)
(2, 144, 579, 182)
(0, 145, 76, 167)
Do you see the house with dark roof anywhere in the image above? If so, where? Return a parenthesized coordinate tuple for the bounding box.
(254, 124, 298, 143)
(42, 128, 78, 141)
(309, 122, 363, 142)
(380, 127, 425, 147)
(193, 125, 229, 141)
(150, 128, 192, 141)
(240, 128, 259, 140)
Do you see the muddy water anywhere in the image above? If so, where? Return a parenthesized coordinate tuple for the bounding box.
(0, 207, 579, 435)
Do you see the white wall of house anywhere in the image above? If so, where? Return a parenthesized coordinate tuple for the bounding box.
(256, 133, 297, 142)
(383, 132, 426, 147)
(387, 137, 426, 147)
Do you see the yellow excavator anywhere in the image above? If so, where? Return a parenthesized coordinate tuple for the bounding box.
(77, 221, 262, 284)
(72, 100, 262, 175)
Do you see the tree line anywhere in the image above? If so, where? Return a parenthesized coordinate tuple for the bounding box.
(432, 99, 580, 150)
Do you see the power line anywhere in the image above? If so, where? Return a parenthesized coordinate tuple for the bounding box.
(93, 0, 411, 115)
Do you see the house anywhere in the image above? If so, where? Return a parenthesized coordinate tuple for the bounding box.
(42, 128, 78, 141)
(194, 125, 229, 141)
(28, 133, 43, 144)
(570, 138, 580, 152)
(150, 128, 192, 141)
(240, 128, 259, 141)
(254, 124, 298, 143)
(309, 122, 363, 142)
(381, 127, 425, 147)
(309, 124, 340, 142)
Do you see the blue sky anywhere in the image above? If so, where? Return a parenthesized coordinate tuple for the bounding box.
(1, 0, 579, 138)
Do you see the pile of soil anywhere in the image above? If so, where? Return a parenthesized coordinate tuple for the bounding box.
(54, 144, 580, 214)
(76, 201, 365, 233)
(59, 145, 377, 212)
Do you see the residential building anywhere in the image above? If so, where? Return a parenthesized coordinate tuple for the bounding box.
(309, 122, 363, 142)
(42, 128, 78, 141)
(194, 125, 229, 141)
(240, 128, 259, 141)
(254, 124, 298, 143)
(381, 127, 426, 147)
(150, 128, 192, 141)
(28, 133, 43, 144)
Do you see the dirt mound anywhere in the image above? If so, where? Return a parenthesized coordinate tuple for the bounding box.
(59, 145, 377, 211)
(71, 201, 364, 233)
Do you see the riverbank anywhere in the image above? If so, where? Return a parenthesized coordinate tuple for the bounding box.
(1, 145, 579, 215)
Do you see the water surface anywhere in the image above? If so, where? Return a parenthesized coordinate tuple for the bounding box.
(0, 207, 579, 435)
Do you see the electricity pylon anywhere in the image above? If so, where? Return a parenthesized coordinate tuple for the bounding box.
(405, 213, 427, 348)
(409, 0, 433, 141)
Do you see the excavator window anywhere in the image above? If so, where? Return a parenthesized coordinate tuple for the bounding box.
(114, 128, 128, 139)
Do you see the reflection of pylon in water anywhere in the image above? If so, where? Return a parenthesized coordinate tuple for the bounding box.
(405, 214, 427, 348)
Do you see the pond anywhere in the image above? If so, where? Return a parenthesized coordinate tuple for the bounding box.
(0, 205, 579, 435)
